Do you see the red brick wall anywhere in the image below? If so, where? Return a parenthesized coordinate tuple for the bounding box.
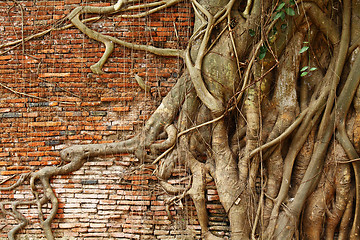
(0, 1, 228, 239)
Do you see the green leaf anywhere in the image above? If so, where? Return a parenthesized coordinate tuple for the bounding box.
(259, 52, 266, 60)
(276, 2, 286, 11)
(299, 46, 309, 54)
(301, 71, 309, 77)
(272, 26, 278, 34)
(273, 11, 285, 20)
(249, 29, 256, 37)
(260, 45, 267, 53)
(285, 7, 296, 16)
(310, 67, 317, 71)
(280, 11, 286, 20)
(300, 66, 309, 72)
(259, 45, 268, 60)
(281, 24, 287, 30)
(289, 0, 295, 5)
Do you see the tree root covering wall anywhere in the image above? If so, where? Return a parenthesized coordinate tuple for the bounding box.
(0, 0, 228, 239)
(2, 0, 360, 239)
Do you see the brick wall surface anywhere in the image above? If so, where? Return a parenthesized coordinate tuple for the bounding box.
(0, 1, 229, 239)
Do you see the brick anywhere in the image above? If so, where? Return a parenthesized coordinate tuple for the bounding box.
(28, 141, 45, 147)
(0, 55, 11, 60)
(89, 111, 107, 116)
(50, 96, 81, 102)
(80, 102, 101, 106)
(29, 122, 62, 127)
(74, 193, 108, 199)
(112, 106, 130, 112)
(6, 166, 30, 170)
(0, 108, 10, 113)
(1, 170, 30, 175)
(81, 180, 98, 185)
(100, 97, 133, 102)
(64, 0, 81, 4)
(0, 112, 22, 118)
(28, 102, 50, 107)
(8, 147, 33, 152)
(154, 230, 170, 235)
(23, 112, 39, 118)
(39, 73, 70, 77)
(45, 140, 62, 146)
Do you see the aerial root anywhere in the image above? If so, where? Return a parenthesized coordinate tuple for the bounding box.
(1, 201, 25, 240)
(68, 5, 116, 74)
(202, 231, 223, 240)
(2, 0, 359, 239)
(156, 150, 177, 181)
(7, 202, 30, 240)
(68, 1, 183, 75)
(303, 179, 333, 239)
(0, 137, 139, 239)
(160, 180, 187, 195)
(263, 148, 283, 226)
(325, 161, 351, 239)
(163, 176, 192, 220)
(0, 173, 34, 239)
(0, 188, 48, 240)
(89, 40, 114, 74)
(0, 172, 31, 191)
(150, 124, 177, 155)
(119, 0, 181, 18)
(338, 188, 355, 240)
(134, 74, 151, 92)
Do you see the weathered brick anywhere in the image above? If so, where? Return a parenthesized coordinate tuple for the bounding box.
(1, 170, 30, 175)
(81, 180, 98, 185)
(0, 55, 11, 60)
(100, 96, 133, 102)
(27, 102, 50, 107)
(0, 112, 22, 118)
(39, 72, 70, 77)
(29, 121, 62, 127)
(23, 112, 39, 118)
(89, 111, 107, 116)
(64, 0, 81, 4)
(112, 106, 130, 112)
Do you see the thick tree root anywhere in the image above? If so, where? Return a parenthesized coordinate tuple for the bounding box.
(2, 0, 360, 239)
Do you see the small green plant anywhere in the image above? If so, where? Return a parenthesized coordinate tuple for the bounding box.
(299, 42, 317, 76)
(299, 46, 309, 54)
(259, 44, 268, 60)
(300, 66, 317, 76)
(258, 1, 296, 60)
(273, 1, 296, 21)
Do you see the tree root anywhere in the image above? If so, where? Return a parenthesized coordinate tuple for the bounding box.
(0, 172, 31, 191)
(338, 188, 355, 240)
(0, 135, 142, 239)
(150, 124, 177, 155)
(263, 1, 353, 231)
(68, 0, 183, 75)
(325, 161, 351, 239)
(2, 1, 360, 239)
